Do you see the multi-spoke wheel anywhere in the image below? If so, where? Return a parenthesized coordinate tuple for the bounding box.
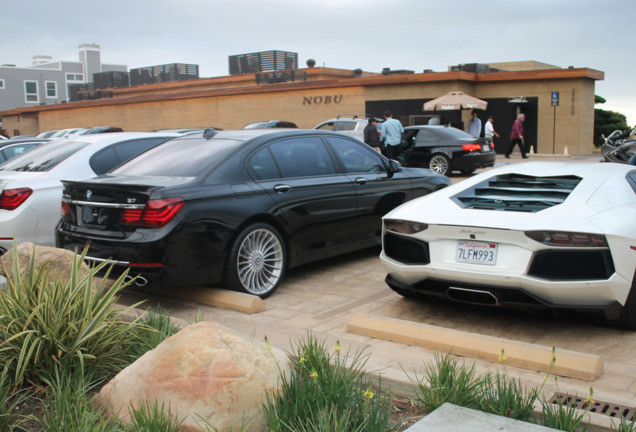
(429, 154, 451, 176)
(224, 223, 285, 298)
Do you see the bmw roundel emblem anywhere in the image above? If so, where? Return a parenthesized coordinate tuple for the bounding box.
(86, 190, 93, 200)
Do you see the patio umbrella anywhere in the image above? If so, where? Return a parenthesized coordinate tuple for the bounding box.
(423, 91, 488, 111)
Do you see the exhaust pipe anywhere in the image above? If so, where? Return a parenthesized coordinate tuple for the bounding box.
(446, 286, 498, 306)
(134, 276, 149, 287)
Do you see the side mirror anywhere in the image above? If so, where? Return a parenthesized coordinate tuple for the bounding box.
(387, 159, 402, 178)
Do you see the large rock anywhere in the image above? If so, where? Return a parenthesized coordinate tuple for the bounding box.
(94, 321, 291, 432)
(0, 242, 90, 282)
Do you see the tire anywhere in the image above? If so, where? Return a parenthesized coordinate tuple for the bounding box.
(612, 269, 636, 330)
(429, 154, 451, 176)
(223, 223, 286, 298)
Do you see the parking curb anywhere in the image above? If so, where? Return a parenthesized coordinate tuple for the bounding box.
(154, 286, 266, 314)
(347, 313, 603, 381)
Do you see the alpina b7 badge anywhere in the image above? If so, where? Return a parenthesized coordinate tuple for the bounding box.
(86, 190, 93, 200)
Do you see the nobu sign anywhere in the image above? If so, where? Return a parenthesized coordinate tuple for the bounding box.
(302, 95, 343, 105)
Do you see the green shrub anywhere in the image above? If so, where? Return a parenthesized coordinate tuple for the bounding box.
(0, 367, 30, 431)
(409, 351, 490, 411)
(262, 335, 392, 432)
(0, 246, 145, 387)
(33, 368, 121, 432)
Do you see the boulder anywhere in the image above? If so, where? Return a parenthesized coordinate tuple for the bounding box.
(94, 321, 291, 432)
(0, 242, 90, 282)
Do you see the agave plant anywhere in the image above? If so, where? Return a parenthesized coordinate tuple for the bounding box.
(0, 244, 146, 387)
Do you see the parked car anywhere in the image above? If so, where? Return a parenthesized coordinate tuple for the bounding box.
(55, 129, 451, 298)
(0, 132, 181, 254)
(380, 162, 636, 328)
(400, 125, 495, 176)
(50, 128, 85, 139)
(36, 130, 59, 138)
(71, 126, 124, 136)
(0, 137, 50, 163)
(313, 115, 383, 143)
(243, 120, 298, 129)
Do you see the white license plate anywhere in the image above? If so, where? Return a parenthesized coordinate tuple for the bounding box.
(456, 241, 497, 265)
(482, 144, 490, 152)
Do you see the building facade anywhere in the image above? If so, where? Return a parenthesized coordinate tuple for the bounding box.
(0, 44, 126, 111)
(0, 61, 603, 156)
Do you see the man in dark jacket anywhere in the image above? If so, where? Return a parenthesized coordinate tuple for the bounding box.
(364, 117, 381, 152)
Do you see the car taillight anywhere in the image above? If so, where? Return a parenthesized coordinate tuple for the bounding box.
(61, 201, 71, 217)
(525, 231, 608, 247)
(0, 188, 33, 210)
(121, 197, 185, 228)
(384, 220, 428, 235)
(462, 143, 482, 152)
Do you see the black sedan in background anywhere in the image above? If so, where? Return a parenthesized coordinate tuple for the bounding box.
(402, 125, 496, 176)
(56, 129, 451, 298)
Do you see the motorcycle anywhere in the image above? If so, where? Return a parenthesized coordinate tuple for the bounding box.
(600, 130, 636, 165)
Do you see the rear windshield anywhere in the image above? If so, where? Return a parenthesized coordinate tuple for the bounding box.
(0, 140, 88, 172)
(442, 127, 474, 138)
(113, 137, 243, 176)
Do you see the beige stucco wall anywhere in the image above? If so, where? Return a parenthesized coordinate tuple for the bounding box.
(1, 71, 599, 155)
(34, 86, 367, 132)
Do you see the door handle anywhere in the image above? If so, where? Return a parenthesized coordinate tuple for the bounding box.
(273, 184, 292, 193)
(355, 177, 368, 185)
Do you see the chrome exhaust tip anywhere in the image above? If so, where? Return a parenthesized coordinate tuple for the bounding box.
(446, 286, 498, 306)
(134, 276, 149, 287)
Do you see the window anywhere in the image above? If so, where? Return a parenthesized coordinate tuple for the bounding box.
(414, 129, 441, 143)
(24, 81, 38, 103)
(0, 79, 5, 89)
(326, 136, 386, 174)
(249, 148, 280, 180)
(66, 73, 83, 81)
(46, 81, 57, 98)
(333, 121, 357, 132)
(90, 137, 172, 174)
(268, 137, 337, 178)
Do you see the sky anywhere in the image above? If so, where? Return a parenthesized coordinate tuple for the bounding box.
(2, 0, 635, 125)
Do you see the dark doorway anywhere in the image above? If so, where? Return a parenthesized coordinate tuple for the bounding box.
(366, 97, 538, 154)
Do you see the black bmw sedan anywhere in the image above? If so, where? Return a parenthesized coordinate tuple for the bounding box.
(56, 129, 451, 298)
(402, 125, 496, 176)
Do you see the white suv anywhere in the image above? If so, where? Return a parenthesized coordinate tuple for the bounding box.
(313, 115, 383, 142)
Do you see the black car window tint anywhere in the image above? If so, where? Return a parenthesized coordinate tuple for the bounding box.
(0, 141, 87, 172)
(90, 137, 171, 174)
(269, 137, 337, 178)
(627, 172, 636, 195)
(249, 147, 281, 180)
(415, 129, 440, 143)
(0, 151, 6, 162)
(333, 121, 357, 132)
(326, 136, 386, 173)
(113, 138, 241, 177)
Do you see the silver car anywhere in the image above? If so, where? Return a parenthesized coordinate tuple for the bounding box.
(314, 115, 383, 142)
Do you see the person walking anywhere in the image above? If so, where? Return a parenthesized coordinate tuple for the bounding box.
(467, 110, 482, 137)
(364, 117, 381, 152)
(484, 115, 500, 147)
(381, 111, 404, 160)
(505, 113, 528, 159)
